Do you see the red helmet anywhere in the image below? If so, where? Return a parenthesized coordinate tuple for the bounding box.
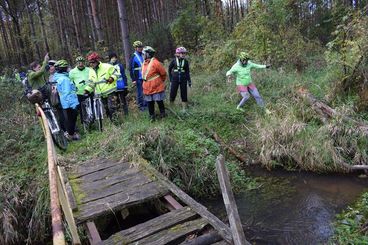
(87, 52, 100, 62)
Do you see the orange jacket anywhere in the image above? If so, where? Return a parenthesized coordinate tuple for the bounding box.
(142, 58, 167, 95)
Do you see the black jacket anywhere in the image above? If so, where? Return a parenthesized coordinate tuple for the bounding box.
(168, 58, 191, 85)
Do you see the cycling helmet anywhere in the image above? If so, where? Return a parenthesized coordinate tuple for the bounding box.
(133, 40, 143, 48)
(175, 47, 188, 54)
(48, 60, 57, 66)
(87, 52, 100, 62)
(239, 52, 250, 61)
(143, 46, 156, 54)
(75, 56, 85, 62)
(55, 59, 69, 68)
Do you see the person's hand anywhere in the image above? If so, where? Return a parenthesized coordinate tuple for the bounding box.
(44, 53, 50, 62)
(132, 80, 137, 84)
(266, 64, 271, 69)
(188, 83, 192, 88)
(84, 90, 90, 95)
(226, 76, 233, 83)
(106, 77, 114, 84)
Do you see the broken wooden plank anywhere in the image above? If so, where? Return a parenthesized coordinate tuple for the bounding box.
(132, 218, 208, 245)
(140, 162, 233, 243)
(216, 155, 249, 245)
(101, 207, 197, 244)
(180, 231, 223, 245)
(75, 181, 168, 223)
(85, 221, 102, 244)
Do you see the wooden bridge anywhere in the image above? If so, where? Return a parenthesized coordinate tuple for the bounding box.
(36, 104, 250, 245)
(59, 158, 233, 244)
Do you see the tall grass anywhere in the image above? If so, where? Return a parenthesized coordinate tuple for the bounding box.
(0, 79, 50, 244)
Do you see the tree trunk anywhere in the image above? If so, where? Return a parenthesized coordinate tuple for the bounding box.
(89, 0, 104, 44)
(36, 0, 50, 53)
(86, 0, 97, 49)
(0, 9, 11, 62)
(25, 0, 41, 60)
(116, 0, 131, 66)
(70, 0, 82, 53)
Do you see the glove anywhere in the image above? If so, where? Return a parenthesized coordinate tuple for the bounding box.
(106, 77, 114, 84)
(188, 82, 192, 88)
(266, 64, 271, 68)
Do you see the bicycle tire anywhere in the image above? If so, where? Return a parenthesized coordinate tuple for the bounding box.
(44, 108, 68, 150)
(51, 130, 68, 150)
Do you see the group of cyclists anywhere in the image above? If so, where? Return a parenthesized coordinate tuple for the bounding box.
(20, 36, 271, 143)
(24, 40, 193, 141)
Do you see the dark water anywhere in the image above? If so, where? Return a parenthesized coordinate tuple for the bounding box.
(203, 167, 368, 245)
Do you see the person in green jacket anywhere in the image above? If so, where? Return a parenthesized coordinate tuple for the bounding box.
(69, 56, 90, 123)
(27, 53, 50, 102)
(28, 53, 50, 89)
(226, 52, 270, 112)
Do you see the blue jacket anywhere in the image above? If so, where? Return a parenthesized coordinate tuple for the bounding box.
(54, 72, 79, 109)
(129, 51, 144, 81)
(111, 62, 128, 90)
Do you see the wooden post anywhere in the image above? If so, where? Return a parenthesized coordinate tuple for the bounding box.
(215, 155, 249, 245)
(36, 104, 65, 245)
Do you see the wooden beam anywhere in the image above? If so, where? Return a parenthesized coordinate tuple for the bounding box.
(58, 166, 78, 211)
(215, 155, 249, 245)
(141, 162, 233, 243)
(85, 221, 101, 244)
(57, 167, 81, 244)
(163, 194, 184, 210)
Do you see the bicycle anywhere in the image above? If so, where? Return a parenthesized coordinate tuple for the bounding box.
(81, 93, 104, 132)
(42, 100, 68, 150)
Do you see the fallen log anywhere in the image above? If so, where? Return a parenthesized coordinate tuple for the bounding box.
(297, 87, 368, 135)
(297, 87, 368, 171)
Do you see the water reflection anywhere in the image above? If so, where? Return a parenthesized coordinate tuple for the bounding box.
(204, 169, 367, 244)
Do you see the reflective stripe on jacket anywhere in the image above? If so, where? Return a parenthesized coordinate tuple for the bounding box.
(85, 62, 117, 97)
(142, 58, 167, 95)
(129, 51, 144, 81)
(168, 57, 191, 84)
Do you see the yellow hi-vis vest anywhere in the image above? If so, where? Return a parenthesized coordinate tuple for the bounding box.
(85, 62, 118, 97)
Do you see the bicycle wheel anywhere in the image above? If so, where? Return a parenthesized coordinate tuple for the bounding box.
(51, 130, 68, 151)
(44, 109, 68, 150)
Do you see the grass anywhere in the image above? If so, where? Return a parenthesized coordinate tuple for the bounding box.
(1, 55, 368, 243)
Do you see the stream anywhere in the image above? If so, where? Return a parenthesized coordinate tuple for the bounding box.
(203, 167, 368, 244)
